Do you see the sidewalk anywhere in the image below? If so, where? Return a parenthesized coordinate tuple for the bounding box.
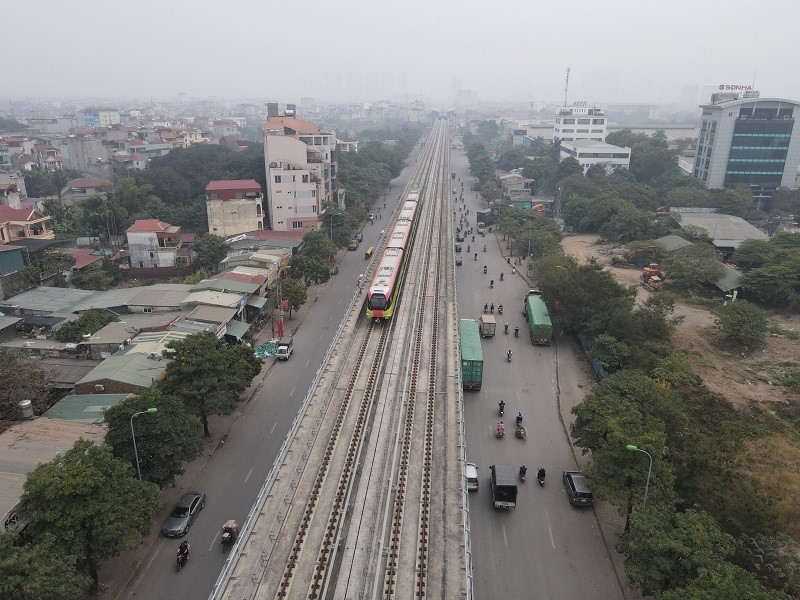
(495, 232, 641, 600)
(98, 258, 338, 599)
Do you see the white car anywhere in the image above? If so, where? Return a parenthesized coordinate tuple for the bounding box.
(465, 463, 479, 491)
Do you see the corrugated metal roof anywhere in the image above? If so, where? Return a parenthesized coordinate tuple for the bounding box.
(182, 290, 243, 309)
(459, 319, 483, 362)
(671, 212, 768, 243)
(193, 279, 259, 295)
(247, 295, 268, 309)
(716, 263, 743, 293)
(186, 305, 237, 324)
(225, 320, 250, 339)
(127, 287, 192, 308)
(44, 393, 131, 422)
(0, 316, 21, 329)
(0, 286, 97, 314)
(654, 234, 693, 253)
(40, 358, 102, 386)
(76, 350, 169, 389)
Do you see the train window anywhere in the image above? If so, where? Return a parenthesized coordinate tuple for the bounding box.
(369, 294, 388, 310)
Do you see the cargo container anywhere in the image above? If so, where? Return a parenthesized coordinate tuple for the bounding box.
(524, 292, 553, 345)
(459, 319, 483, 391)
(490, 464, 518, 509)
(476, 208, 495, 225)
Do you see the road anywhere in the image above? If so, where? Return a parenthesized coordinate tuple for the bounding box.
(121, 143, 425, 600)
(451, 144, 622, 600)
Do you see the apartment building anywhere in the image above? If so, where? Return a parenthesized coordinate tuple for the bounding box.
(205, 179, 264, 238)
(126, 219, 188, 274)
(559, 140, 631, 174)
(263, 116, 338, 232)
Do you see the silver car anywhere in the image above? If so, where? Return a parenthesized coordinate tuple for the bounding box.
(162, 491, 206, 537)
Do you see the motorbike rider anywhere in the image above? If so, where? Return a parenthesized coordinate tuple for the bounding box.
(474, 252, 478, 260)
(516, 412, 523, 426)
(467, 244, 470, 253)
(497, 421, 505, 436)
(483, 265, 487, 274)
(514, 326, 520, 337)
(490, 303, 495, 313)
(472, 235, 475, 242)
(483, 244, 487, 252)
(504, 323, 509, 334)
(507, 349, 513, 361)
(537, 468, 546, 481)
(498, 400, 505, 414)
(500, 272, 504, 281)
(484, 303, 488, 313)
(519, 465, 528, 479)
(498, 304, 503, 314)
(178, 540, 190, 563)
(490, 280, 494, 288)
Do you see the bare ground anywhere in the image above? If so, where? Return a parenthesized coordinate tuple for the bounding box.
(561, 234, 800, 411)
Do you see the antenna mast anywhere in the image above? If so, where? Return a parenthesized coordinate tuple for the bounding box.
(564, 68, 570, 107)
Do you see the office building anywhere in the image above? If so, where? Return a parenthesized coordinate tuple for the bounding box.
(692, 90, 800, 201)
(553, 105, 606, 142)
(559, 140, 631, 174)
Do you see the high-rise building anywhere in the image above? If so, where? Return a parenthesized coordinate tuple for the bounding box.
(553, 105, 606, 142)
(692, 90, 800, 201)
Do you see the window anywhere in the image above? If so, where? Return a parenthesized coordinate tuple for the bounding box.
(592, 119, 604, 125)
(302, 174, 309, 183)
(312, 190, 316, 197)
(292, 221, 304, 229)
(563, 118, 575, 124)
(149, 251, 155, 258)
(138, 261, 144, 268)
(143, 307, 152, 313)
(578, 118, 590, 124)
(274, 175, 282, 183)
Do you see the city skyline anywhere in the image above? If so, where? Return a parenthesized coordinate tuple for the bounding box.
(4, 0, 800, 106)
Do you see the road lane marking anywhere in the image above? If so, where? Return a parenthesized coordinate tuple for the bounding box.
(270, 422, 277, 434)
(319, 333, 324, 341)
(245, 467, 253, 483)
(290, 387, 296, 397)
(136, 538, 165, 587)
(502, 524, 508, 546)
(546, 510, 556, 548)
(209, 531, 219, 552)
(305, 358, 311, 367)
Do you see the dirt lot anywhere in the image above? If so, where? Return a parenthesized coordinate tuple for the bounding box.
(561, 234, 800, 411)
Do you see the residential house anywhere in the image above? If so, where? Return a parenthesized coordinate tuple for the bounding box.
(113, 153, 148, 171)
(60, 178, 112, 206)
(0, 205, 54, 243)
(33, 144, 62, 171)
(126, 219, 190, 277)
(205, 179, 264, 238)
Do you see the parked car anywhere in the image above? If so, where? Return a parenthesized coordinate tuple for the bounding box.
(355, 232, 363, 242)
(367, 213, 376, 221)
(455, 256, 462, 266)
(454, 243, 462, 253)
(563, 471, 593, 506)
(465, 463, 479, 491)
(456, 232, 465, 242)
(348, 239, 359, 251)
(163, 491, 206, 537)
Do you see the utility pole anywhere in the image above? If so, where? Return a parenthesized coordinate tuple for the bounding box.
(564, 68, 570, 107)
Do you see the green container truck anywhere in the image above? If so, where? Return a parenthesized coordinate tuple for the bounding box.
(525, 292, 553, 345)
(459, 319, 484, 390)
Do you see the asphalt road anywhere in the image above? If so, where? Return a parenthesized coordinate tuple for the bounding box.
(122, 146, 424, 600)
(451, 146, 622, 600)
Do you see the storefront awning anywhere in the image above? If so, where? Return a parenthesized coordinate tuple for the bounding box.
(247, 295, 268, 309)
(224, 320, 251, 340)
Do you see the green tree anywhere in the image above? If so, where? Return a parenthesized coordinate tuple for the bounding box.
(618, 507, 736, 596)
(713, 300, 768, 351)
(550, 156, 583, 187)
(191, 233, 229, 273)
(23, 169, 71, 197)
(277, 278, 307, 318)
(0, 348, 52, 419)
(661, 562, 789, 600)
(599, 204, 654, 242)
(740, 263, 800, 310)
(665, 186, 712, 208)
(0, 532, 91, 600)
(103, 390, 204, 487)
(521, 158, 555, 194)
(54, 308, 119, 342)
(159, 332, 262, 436)
(18, 440, 159, 591)
(496, 145, 530, 171)
(662, 243, 724, 293)
(589, 333, 631, 372)
(476, 120, 499, 139)
(69, 266, 115, 290)
(710, 185, 753, 216)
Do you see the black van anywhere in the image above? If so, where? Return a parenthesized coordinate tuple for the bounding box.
(490, 464, 518, 509)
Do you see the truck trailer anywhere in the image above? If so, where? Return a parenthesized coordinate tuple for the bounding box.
(490, 464, 518, 509)
(524, 292, 553, 345)
(478, 314, 496, 338)
(459, 319, 483, 391)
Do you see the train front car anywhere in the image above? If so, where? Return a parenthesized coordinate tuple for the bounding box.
(366, 189, 421, 319)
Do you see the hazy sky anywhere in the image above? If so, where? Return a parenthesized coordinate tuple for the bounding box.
(6, 0, 800, 106)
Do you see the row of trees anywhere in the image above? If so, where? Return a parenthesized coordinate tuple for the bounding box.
(531, 254, 798, 598)
(0, 332, 262, 596)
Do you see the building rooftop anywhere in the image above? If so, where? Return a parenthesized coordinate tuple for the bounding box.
(193, 278, 260, 295)
(669, 210, 768, 247)
(0, 286, 98, 314)
(654, 234, 694, 253)
(560, 139, 630, 152)
(75, 345, 174, 389)
(44, 393, 131, 423)
(185, 305, 237, 324)
(182, 290, 244, 309)
(67, 178, 112, 189)
(126, 219, 178, 233)
(126, 285, 193, 308)
(205, 179, 262, 192)
(263, 116, 319, 136)
(40, 358, 103, 389)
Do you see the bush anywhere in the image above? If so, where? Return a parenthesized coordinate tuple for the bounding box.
(713, 300, 768, 352)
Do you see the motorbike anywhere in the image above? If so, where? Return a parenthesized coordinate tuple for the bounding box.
(496, 423, 505, 438)
(504, 323, 509, 335)
(507, 350, 513, 363)
(500, 273, 504, 281)
(467, 245, 470, 253)
(484, 303, 488, 313)
(498, 304, 503, 315)
(483, 265, 487, 274)
(474, 253, 478, 261)
(490, 280, 494, 289)
(483, 245, 487, 252)
(537, 469, 546, 487)
(472, 236, 475, 242)
(221, 520, 239, 552)
(177, 550, 189, 572)
(498, 401, 505, 416)
(514, 327, 519, 338)
(490, 303, 495, 313)
(519, 466, 527, 483)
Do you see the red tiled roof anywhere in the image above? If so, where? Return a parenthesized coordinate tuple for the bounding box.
(34, 144, 54, 151)
(126, 219, 172, 232)
(213, 271, 267, 285)
(205, 179, 261, 192)
(129, 139, 145, 145)
(0, 183, 17, 192)
(263, 116, 319, 136)
(0, 244, 23, 252)
(68, 178, 112, 189)
(0, 205, 46, 222)
(73, 250, 104, 270)
(180, 232, 197, 243)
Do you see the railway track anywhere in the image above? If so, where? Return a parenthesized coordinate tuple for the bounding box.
(218, 119, 464, 600)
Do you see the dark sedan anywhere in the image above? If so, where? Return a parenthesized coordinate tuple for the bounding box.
(162, 491, 206, 537)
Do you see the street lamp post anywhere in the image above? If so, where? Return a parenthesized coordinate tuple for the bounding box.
(626, 444, 653, 508)
(130, 408, 158, 481)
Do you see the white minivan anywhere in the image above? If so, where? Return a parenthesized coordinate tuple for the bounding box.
(465, 463, 479, 491)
